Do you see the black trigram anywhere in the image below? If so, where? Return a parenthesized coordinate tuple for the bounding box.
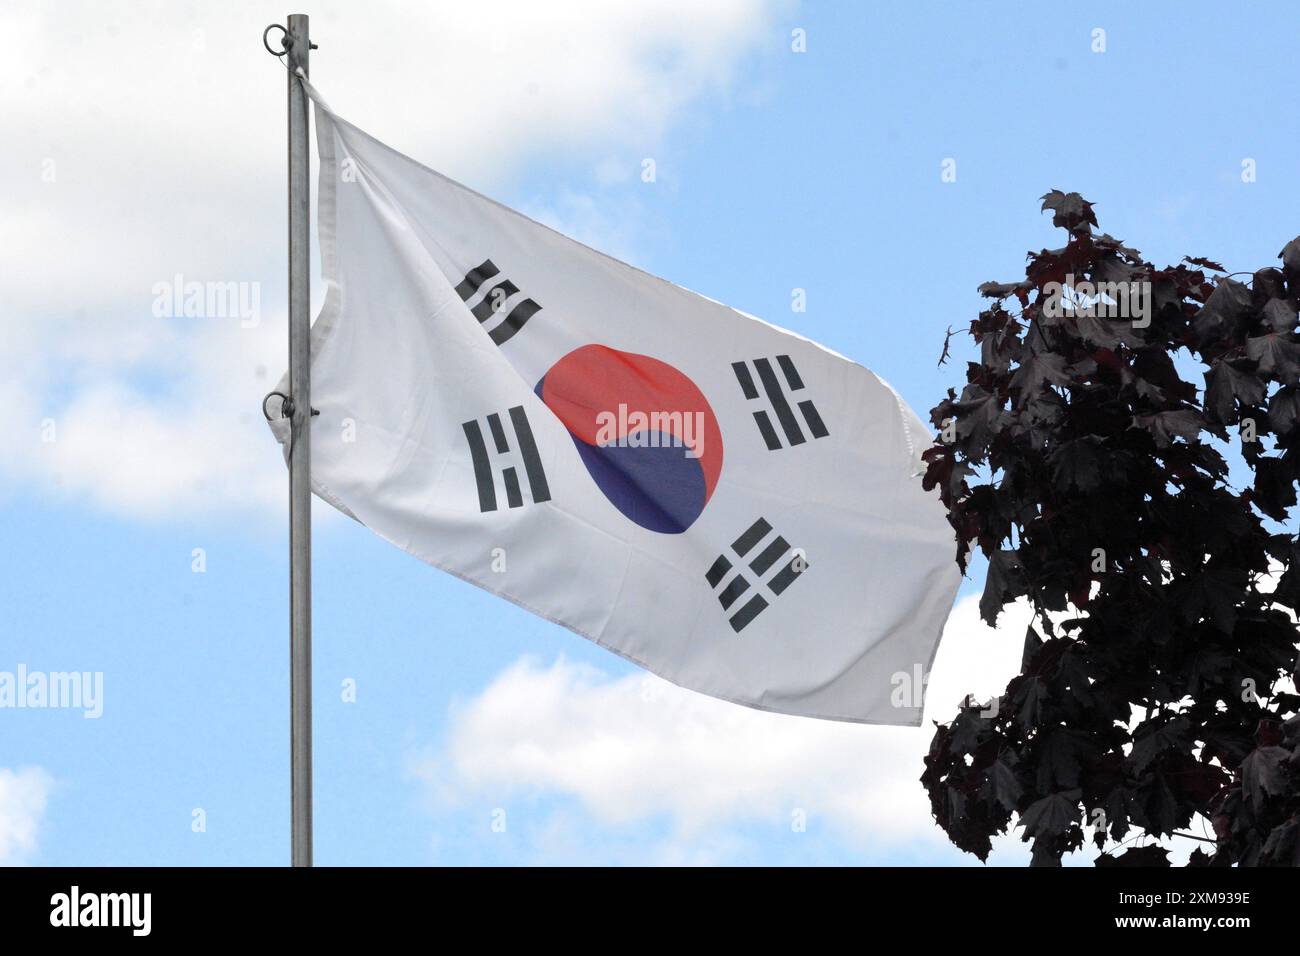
(453, 259, 543, 347)
(731, 355, 829, 450)
(705, 517, 808, 633)
(461, 406, 551, 512)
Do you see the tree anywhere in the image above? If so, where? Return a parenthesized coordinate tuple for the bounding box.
(920, 191, 1300, 866)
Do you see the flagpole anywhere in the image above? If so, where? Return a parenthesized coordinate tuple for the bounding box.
(285, 12, 313, 868)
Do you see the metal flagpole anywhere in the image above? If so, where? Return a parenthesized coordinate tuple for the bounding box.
(285, 12, 314, 868)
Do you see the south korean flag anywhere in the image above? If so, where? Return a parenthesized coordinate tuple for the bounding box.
(268, 78, 961, 724)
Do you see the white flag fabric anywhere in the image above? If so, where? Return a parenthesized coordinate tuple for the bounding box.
(270, 83, 960, 724)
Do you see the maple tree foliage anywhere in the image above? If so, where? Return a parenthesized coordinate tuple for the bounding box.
(920, 191, 1300, 866)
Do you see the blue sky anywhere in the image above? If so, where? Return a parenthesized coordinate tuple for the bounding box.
(2, 0, 1297, 866)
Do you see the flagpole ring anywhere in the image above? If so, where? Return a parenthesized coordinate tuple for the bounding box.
(263, 390, 293, 421)
(262, 391, 320, 422)
(263, 23, 289, 57)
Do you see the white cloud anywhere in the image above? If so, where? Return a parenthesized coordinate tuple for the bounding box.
(0, 767, 53, 865)
(1, 312, 288, 518)
(416, 594, 1039, 863)
(0, 0, 789, 519)
(519, 187, 659, 269)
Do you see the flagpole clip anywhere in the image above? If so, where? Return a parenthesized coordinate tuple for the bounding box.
(263, 23, 318, 62)
(262, 391, 319, 422)
(263, 391, 318, 462)
(262, 24, 289, 57)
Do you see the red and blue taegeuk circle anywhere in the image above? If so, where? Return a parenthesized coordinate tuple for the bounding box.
(535, 344, 723, 533)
